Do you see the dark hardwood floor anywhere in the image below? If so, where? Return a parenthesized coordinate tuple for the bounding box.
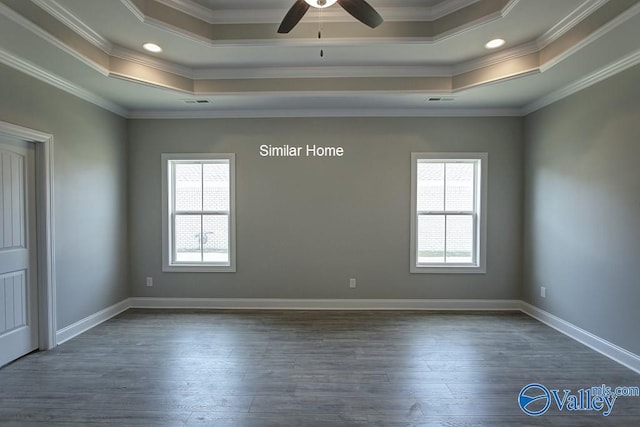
(1, 309, 639, 426)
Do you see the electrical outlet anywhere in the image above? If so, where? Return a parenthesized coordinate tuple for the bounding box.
(541, 286, 546, 298)
(349, 278, 357, 289)
(146, 277, 153, 287)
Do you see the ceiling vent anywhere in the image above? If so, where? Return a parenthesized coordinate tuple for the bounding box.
(183, 99, 210, 104)
(427, 97, 455, 102)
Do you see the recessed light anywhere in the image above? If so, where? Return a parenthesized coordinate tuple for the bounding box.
(143, 43, 162, 53)
(485, 38, 505, 49)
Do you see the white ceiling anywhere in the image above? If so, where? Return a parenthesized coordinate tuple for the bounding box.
(0, 0, 639, 118)
(190, 0, 446, 10)
(57, 0, 579, 67)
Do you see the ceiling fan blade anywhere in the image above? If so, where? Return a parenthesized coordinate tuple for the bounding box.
(337, 0, 383, 28)
(278, 0, 310, 34)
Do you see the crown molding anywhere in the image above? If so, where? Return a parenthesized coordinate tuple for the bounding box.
(540, 0, 640, 73)
(100, 45, 456, 80)
(110, 45, 194, 78)
(120, 0, 145, 22)
(192, 64, 454, 80)
(0, 48, 128, 117)
(28, 0, 623, 81)
(0, 2, 109, 76)
(117, 0, 517, 46)
(155, 0, 482, 24)
(0, 0, 550, 97)
(537, 0, 608, 49)
(4, 38, 638, 122)
(30, 0, 113, 53)
(18, 0, 555, 82)
(454, 40, 539, 75)
(1, 0, 636, 120)
(523, 48, 640, 115)
(153, 0, 214, 22)
(430, 0, 483, 20)
(127, 106, 523, 120)
(6, 37, 638, 122)
(454, 0, 634, 76)
(392, 1, 521, 44)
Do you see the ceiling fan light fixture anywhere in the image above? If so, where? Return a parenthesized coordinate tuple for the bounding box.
(485, 38, 506, 49)
(143, 42, 162, 53)
(304, 0, 338, 8)
(279, 0, 383, 34)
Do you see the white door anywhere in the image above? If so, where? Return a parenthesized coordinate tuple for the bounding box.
(0, 138, 38, 367)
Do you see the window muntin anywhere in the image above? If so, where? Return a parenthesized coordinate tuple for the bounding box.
(411, 153, 486, 273)
(162, 154, 235, 272)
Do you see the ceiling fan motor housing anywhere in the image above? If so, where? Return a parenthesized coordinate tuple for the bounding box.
(305, 0, 338, 8)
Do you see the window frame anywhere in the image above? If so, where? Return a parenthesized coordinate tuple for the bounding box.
(410, 152, 487, 274)
(162, 153, 236, 273)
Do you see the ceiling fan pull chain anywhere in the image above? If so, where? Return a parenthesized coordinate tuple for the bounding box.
(319, 7, 324, 58)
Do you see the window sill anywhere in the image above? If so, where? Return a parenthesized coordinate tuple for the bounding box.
(162, 264, 236, 273)
(411, 265, 486, 274)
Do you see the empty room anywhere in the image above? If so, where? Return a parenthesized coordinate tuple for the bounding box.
(1, 0, 639, 425)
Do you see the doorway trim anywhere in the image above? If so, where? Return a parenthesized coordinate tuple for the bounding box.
(0, 120, 56, 350)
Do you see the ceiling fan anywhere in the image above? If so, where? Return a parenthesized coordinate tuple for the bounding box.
(278, 0, 384, 34)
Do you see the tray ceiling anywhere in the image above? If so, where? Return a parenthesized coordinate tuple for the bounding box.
(0, 0, 639, 117)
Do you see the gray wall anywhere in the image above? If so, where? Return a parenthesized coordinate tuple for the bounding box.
(3, 49, 638, 357)
(523, 65, 640, 355)
(128, 117, 523, 299)
(0, 64, 129, 329)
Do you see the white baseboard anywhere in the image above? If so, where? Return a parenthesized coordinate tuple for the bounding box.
(520, 301, 640, 375)
(52, 297, 640, 375)
(128, 297, 521, 311)
(56, 298, 130, 345)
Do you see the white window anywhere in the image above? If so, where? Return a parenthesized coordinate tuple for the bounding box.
(162, 153, 236, 272)
(411, 153, 487, 273)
